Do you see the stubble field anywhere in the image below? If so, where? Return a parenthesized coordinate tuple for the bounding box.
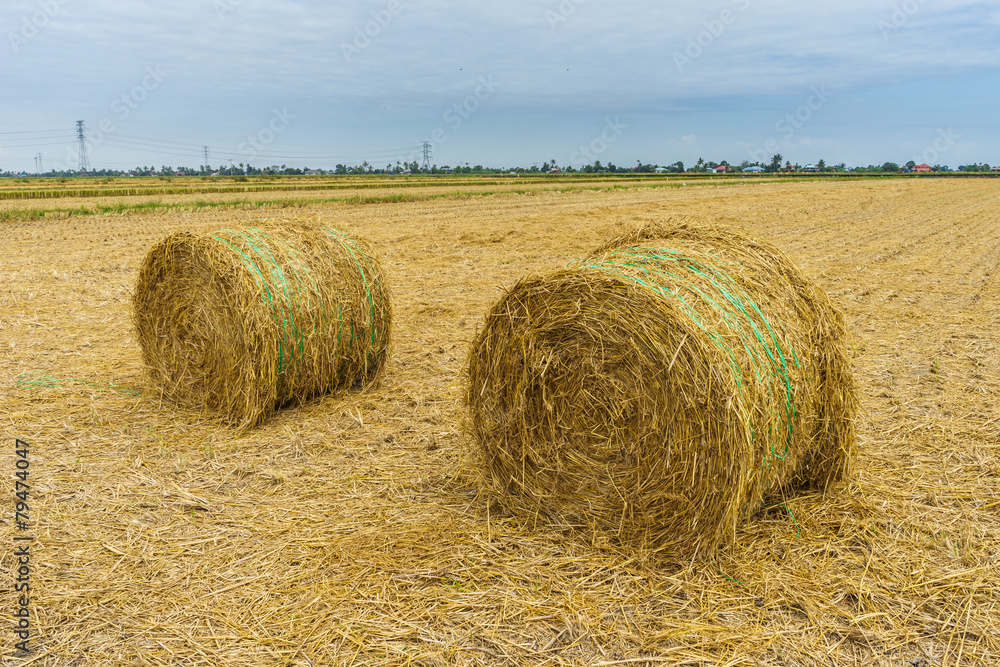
(1, 177, 998, 666)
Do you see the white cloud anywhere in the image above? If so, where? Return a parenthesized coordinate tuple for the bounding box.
(799, 137, 834, 148)
(667, 135, 698, 148)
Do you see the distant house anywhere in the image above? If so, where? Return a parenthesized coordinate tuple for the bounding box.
(991, 166, 1000, 172)
(913, 163, 932, 173)
(742, 166, 765, 173)
(801, 164, 820, 172)
(714, 165, 727, 173)
(305, 169, 322, 175)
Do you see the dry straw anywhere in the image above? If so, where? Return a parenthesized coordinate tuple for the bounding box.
(466, 221, 857, 558)
(133, 219, 391, 429)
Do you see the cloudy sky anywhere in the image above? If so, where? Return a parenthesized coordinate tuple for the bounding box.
(2, 0, 998, 172)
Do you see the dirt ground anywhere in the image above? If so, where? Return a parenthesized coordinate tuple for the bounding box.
(1, 178, 998, 665)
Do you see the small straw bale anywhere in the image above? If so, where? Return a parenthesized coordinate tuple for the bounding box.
(465, 221, 857, 557)
(133, 220, 391, 429)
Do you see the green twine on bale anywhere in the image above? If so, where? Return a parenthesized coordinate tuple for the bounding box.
(320, 225, 385, 355)
(209, 225, 388, 381)
(580, 246, 800, 471)
(213, 228, 310, 377)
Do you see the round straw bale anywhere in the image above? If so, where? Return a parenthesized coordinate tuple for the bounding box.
(133, 220, 391, 429)
(465, 221, 857, 557)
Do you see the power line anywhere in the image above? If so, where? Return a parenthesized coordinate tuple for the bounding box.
(421, 141, 431, 171)
(110, 132, 207, 150)
(104, 131, 411, 160)
(0, 130, 74, 137)
(0, 141, 74, 149)
(100, 139, 208, 160)
(100, 139, 412, 165)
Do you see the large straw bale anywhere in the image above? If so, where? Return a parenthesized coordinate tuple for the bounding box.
(133, 220, 391, 429)
(465, 221, 857, 557)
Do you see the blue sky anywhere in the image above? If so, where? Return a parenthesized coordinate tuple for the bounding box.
(2, 0, 998, 172)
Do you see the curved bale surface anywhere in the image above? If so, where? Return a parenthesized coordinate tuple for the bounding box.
(133, 220, 391, 429)
(465, 222, 857, 557)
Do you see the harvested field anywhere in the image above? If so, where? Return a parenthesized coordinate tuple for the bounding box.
(2, 178, 999, 665)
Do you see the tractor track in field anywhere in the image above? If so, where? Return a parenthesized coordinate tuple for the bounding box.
(855, 198, 982, 265)
(786, 183, 984, 263)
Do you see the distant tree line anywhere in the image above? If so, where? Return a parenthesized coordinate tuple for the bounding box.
(2, 155, 996, 178)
